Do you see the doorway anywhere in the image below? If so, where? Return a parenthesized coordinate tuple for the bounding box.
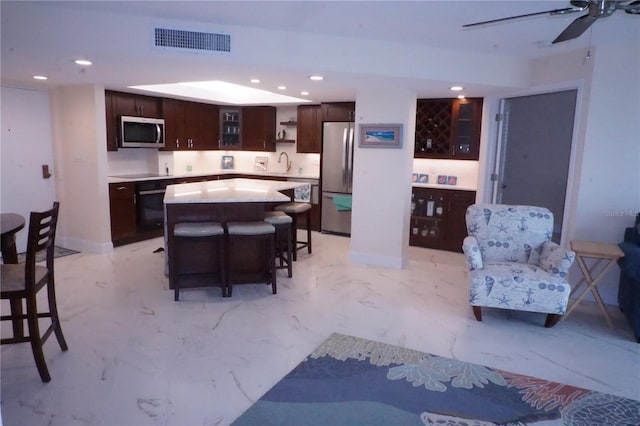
(493, 90, 577, 243)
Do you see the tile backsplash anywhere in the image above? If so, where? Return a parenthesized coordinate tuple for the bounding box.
(412, 158, 479, 190)
(107, 148, 320, 178)
(168, 149, 320, 177)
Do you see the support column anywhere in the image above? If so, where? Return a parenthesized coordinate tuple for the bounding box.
(348, 85, 416, 268)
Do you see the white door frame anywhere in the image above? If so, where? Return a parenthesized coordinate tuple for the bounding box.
(483, 80, 586, 247)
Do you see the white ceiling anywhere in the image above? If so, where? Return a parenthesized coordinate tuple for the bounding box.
(2, 1, 638, 103)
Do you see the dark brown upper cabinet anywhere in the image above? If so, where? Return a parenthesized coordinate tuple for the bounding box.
(162, 98, 219, 151)
(296, 104, 322, 153)
(414, 98, 482, 160)
(321, 102, 355, 122)
(105, 90, 163, 151)
(241, 106, 277, 151)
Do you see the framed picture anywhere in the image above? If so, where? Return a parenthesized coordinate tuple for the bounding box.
(359, 123, 403, 149)
(222, 155, 234, 170)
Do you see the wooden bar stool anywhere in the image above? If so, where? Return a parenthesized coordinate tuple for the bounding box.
(1, 202, 67, 382)
(274, 202, 312, 261)
(264, 211, 293, 278)
(226, 221, 276, 296)
(171, 222, 226, 300)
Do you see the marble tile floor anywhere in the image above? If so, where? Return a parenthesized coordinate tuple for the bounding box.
(1, 232, 638, 426)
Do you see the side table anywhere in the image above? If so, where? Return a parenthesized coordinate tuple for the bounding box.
(564, 240, 624, 328)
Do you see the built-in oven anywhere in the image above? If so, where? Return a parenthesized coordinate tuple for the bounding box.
(135, 180, 169, 231)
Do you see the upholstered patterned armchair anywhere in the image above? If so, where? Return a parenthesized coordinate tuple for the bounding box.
(463, 204, 575, 328)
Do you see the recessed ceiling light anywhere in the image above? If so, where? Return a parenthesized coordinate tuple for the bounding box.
(301, 91, 309, 96)
(457, 95, 466, 99)
(309, 75, 323, 81)
(33, 75, 47, 80)
(277, 85, 286, 90)
(75, 59, 92, 66)
(250, 79, 260, 84)
(450, 86, 464, 91)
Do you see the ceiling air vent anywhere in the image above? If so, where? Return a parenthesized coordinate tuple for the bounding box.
(154, 27, 230, 54)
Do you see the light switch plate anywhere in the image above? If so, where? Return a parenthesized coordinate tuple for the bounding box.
(254, 156, 268, 171)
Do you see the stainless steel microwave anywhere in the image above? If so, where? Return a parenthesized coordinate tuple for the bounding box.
(120, 116, 165, 148)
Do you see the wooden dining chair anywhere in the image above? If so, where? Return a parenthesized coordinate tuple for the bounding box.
(0, 202, 68, 382)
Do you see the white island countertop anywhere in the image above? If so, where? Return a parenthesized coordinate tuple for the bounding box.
(109, 170, 319, 183)
(164, 178, 307, 204)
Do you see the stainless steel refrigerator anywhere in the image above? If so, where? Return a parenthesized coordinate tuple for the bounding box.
(321, 121, 354, 236)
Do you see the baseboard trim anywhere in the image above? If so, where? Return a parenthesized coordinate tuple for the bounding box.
(348, 250, 406, 269)
(56, 236, 113, 254)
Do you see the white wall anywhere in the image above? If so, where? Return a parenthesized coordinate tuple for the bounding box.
(349, 84, 416, 268)
(50, 86, 112, 253)
(107, 148, 161, 176)
(572, 43, 640, 304)
(0, 86, 57, 253)
(572, 43, 640, 239)
(530, 43, 640, 304)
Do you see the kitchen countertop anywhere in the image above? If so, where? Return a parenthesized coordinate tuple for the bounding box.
(108, 170, 319, 183)
(164, 178, 308, 204)
(108, 170, 473, 191)
(412, 183, 477, 191)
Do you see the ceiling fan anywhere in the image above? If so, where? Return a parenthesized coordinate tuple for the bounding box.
(463, 0, 640, 44)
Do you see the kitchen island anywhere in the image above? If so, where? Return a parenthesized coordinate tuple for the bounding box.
(164, 178, 307, 292)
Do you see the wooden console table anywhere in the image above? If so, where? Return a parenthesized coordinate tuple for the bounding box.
(564, 240, 624, 328)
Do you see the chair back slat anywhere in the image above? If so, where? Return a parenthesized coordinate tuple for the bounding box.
(24, 202, 59, 287)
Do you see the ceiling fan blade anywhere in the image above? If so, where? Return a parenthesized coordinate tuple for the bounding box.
(553, 14, 599, 43)
(622, 0, 640, 14)
(463, 7, 578, 28)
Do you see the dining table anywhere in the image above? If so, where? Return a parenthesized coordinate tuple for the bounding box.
(1, 213, 25, 264)
(1, 212, 26, 337)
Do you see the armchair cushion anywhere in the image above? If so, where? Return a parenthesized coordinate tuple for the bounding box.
(470, 262, 571, 315)
(539, 241, 575, 278)
(462, 236, 483, 270)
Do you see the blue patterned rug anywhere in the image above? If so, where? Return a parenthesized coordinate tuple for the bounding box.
(232, 333, 639, 425)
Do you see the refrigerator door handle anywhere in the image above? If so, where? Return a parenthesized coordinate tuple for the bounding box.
(347, 126, 354, 191)
(342, 128, 348, 187)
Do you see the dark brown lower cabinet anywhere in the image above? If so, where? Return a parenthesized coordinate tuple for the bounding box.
(109, 182, 137, 246)
(409, 187, 476, 252)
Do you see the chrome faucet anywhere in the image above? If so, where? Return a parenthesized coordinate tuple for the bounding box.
(278, 151, 291, 172)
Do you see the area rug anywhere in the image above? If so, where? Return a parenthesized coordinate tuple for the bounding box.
(17, 246, 79, 263)
(231, 332, 640, 425)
